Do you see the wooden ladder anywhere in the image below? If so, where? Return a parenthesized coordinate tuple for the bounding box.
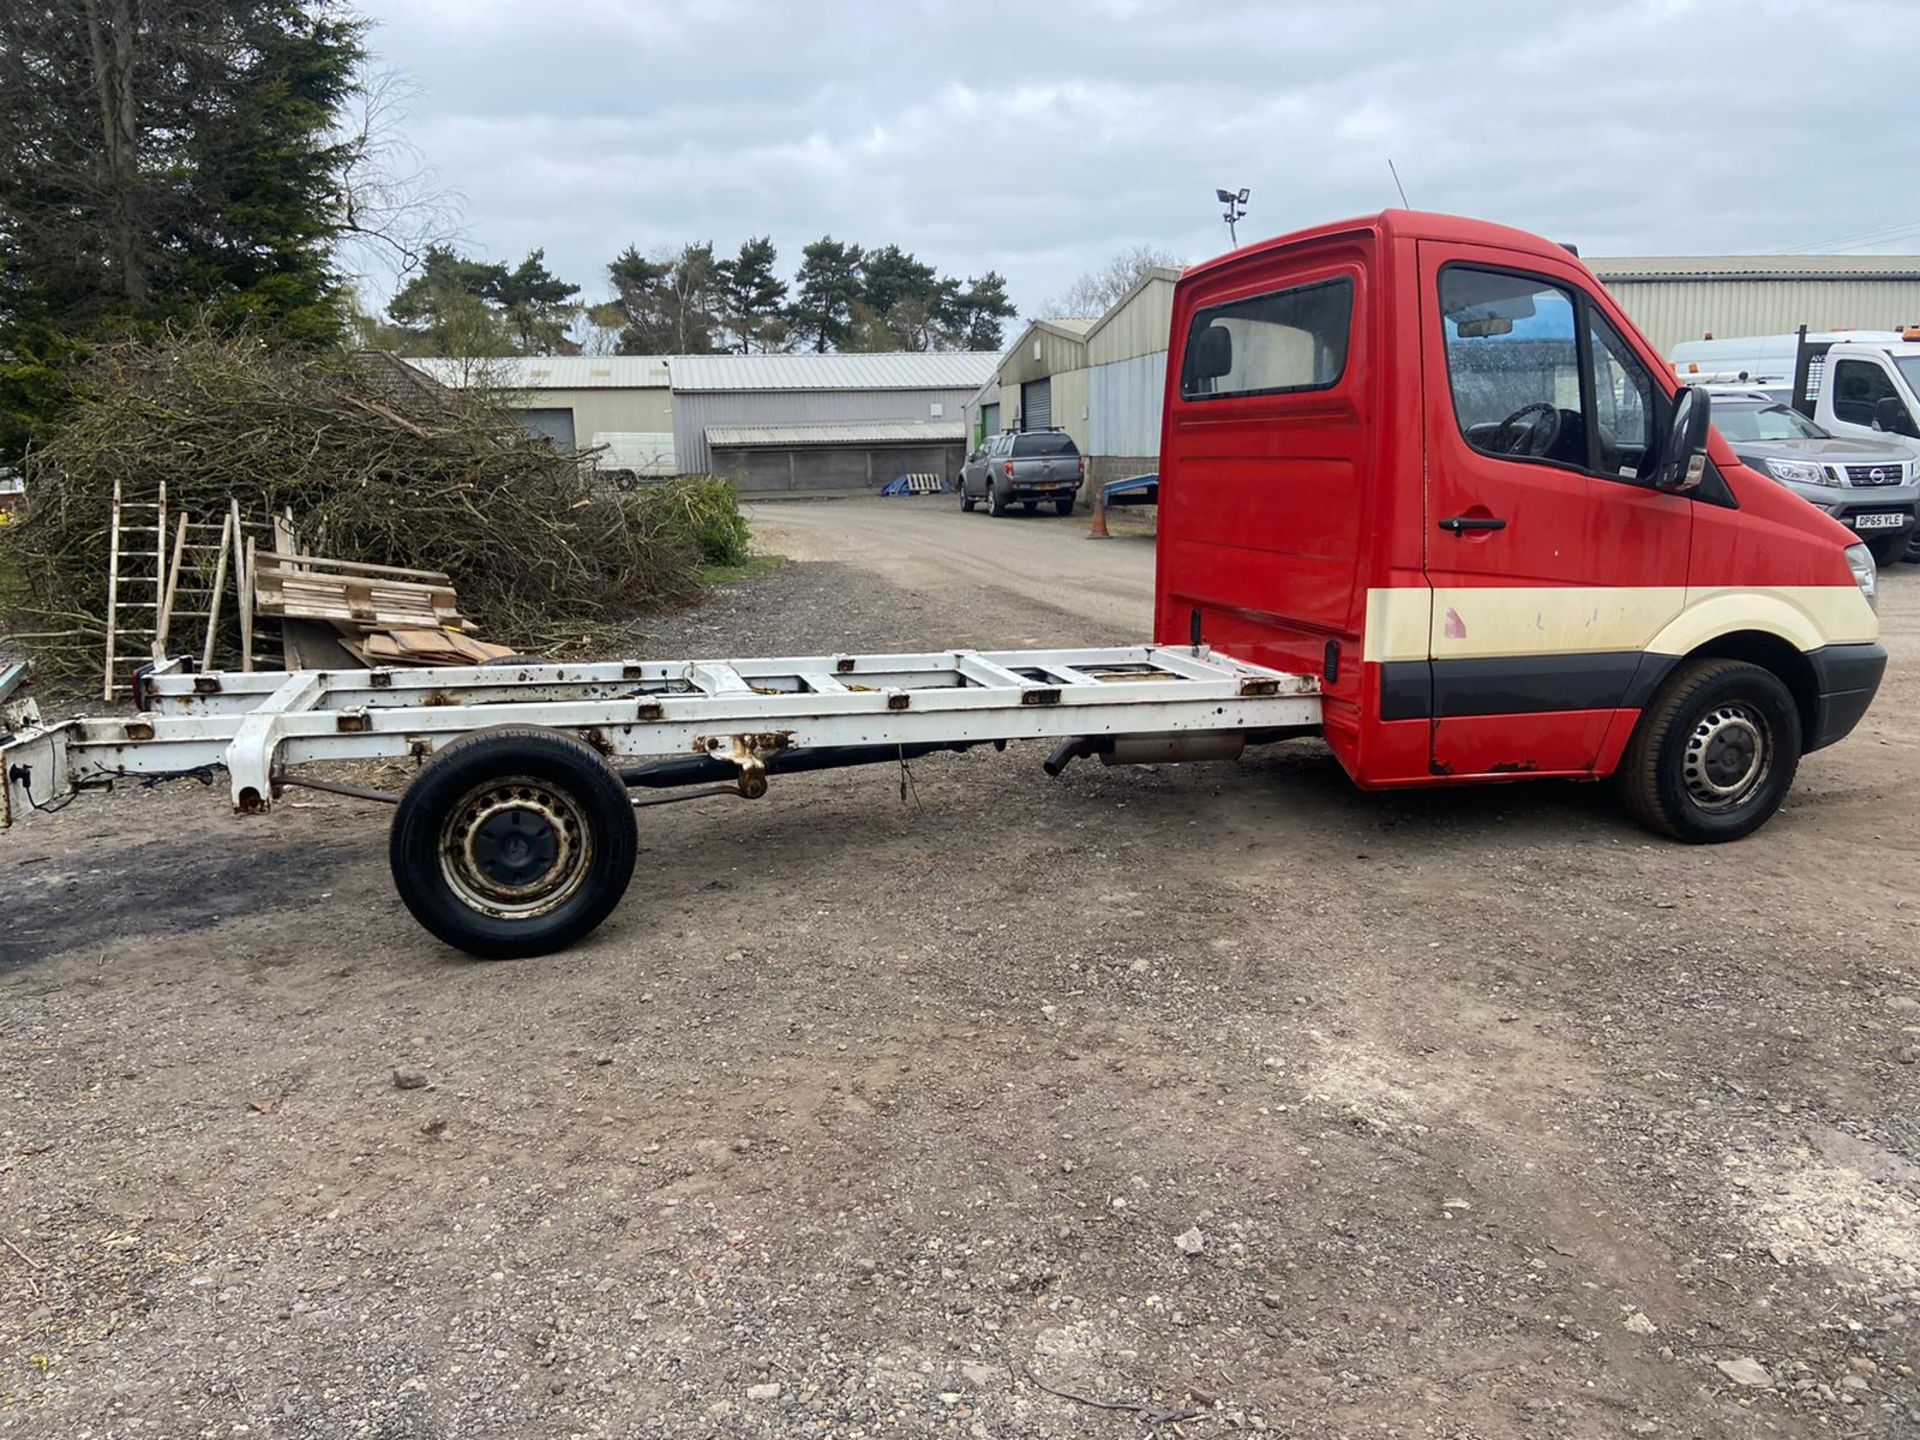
(157, 508, 239, 671)
(102, 477, 168, 701)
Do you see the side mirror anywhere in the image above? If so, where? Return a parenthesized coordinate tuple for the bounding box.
(1873, 395, 1918, 438)
(1654, 386, 1711, 493)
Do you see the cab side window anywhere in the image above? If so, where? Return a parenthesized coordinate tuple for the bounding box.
(1586, 312, 1658, 480)
(1830, 359, 1900, 427)
(1439, 268, 1587, 468)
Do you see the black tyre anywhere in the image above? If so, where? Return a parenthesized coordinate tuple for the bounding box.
(960, 480, 975, 512)
(389, 726, 637, 958)
(1866, 532, 1908, 566)
(987, 482, 1007, 517)
(1617, 659, 1801, 843)
(1054, 497, 1075, 516)
(1020, 500, 1037, 513)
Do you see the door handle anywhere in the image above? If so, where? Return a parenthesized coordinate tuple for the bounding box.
(1438, 515, 1507, 534)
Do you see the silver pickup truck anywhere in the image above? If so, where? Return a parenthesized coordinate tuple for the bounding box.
(1707, 388, 1920, 564)
(958, 429, 1085, 516)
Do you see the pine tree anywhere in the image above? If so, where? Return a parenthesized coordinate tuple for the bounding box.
(720, 236, 788, 352)
(0, 1, 368, 457)
(788, 237, 865, 353)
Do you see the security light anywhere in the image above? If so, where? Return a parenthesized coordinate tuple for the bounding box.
(1217, 185, 1250, 246)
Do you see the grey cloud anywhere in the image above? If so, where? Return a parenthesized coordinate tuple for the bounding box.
(357, 0, 1920, 317)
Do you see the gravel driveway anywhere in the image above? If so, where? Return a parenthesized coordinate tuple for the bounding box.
(2, 499, 1917, 1438)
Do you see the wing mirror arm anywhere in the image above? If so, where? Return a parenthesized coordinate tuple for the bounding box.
(1654, 385, 1711, 494)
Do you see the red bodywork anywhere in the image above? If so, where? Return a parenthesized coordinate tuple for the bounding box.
(1152, 210, 1865, 789)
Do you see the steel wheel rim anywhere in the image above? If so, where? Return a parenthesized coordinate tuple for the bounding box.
(1682, 704, 1772, 811)
(439, 775, 593, 918)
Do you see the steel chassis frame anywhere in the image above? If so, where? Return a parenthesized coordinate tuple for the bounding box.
(3, 646, 1321, 826)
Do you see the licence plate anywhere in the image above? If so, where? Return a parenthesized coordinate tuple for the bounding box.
(1852, 512, 1907, 530)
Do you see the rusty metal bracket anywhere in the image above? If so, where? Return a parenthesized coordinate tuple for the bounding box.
(699, 732, 792, 799)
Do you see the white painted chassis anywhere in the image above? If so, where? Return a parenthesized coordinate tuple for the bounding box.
(2, 646, 1322, 826)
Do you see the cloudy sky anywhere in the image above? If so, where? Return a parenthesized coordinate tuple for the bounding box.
(352, 0, 1920, 320)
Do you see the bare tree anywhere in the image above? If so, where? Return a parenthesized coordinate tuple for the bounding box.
(1040, 244, 1184, 320)
(332, 66, 462, 292)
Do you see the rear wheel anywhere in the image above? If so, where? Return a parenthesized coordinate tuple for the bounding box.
(987, 482, 1007, 517)
(1616, 659, 1801, 843)
(1054, 497, 1075, 516)
(389, 726, 637, 958)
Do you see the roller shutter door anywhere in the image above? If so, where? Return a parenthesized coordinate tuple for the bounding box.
(1021, 378, 1051, 431)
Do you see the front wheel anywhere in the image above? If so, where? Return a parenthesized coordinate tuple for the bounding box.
(1866, 532, 1909, 566)
(960, 481, 975, 513)
(1616, 659, 1801, 843)
(389, 726, 637, 958)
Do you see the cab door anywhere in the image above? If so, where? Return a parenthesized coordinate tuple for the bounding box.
(1418, 245, 1692, 777)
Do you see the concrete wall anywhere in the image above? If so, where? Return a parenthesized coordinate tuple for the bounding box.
(506, 385, 673, 446)
(1601, 278, 1920, 355)
(711, 441, 964, 495)
(672, 388, 971, 473)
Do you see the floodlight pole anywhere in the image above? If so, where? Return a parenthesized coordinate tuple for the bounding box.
(1218, 187, 1249, 247)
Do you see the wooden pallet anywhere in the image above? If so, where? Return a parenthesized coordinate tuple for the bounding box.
(250, 552, 471, 634)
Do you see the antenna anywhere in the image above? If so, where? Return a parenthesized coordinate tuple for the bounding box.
(1387, 158, 1411, 209)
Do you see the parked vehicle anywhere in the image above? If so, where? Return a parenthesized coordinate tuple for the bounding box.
(3, 210, 1886, 958)
(958, 429, 1085, 516)
(1701, 387, 1918, 563)
(1673, 330, 1920, 451)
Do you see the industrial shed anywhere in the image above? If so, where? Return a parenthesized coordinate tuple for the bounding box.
(1592, 255, 1920, 354)
(963, 276, 1182, 497)
(668, 351, 997, 483)
(965, 319, 1096, 452)
(405, 355, 673, 462)
(706, 419, 967, 494)
(1085, 266, 1181, 486)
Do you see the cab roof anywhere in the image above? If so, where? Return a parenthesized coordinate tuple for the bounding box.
(1179, 209, 1586, 285)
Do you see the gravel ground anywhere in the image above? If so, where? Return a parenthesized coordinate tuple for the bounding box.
(2, 503, 1917, 1439)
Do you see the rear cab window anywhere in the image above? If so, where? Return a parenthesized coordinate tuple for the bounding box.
(1011, 433, 1078, 458)
(1180, 277, 1354, 400)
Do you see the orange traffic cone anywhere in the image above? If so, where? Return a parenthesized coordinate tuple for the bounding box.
(1087, 484, 1110, 539)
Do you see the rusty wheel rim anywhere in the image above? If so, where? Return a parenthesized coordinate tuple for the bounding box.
(439, 776, 593, 919)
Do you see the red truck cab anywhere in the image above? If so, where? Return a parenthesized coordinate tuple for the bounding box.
(1155, 210, 1884, 841)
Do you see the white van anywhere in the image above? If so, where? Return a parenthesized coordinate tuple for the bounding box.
(1672, 330, 1920, 455)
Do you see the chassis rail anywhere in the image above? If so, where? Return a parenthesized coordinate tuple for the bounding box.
(4, 645, 1321, 825)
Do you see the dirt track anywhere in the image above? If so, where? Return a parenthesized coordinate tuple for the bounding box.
(3, 498, 1918, 1439)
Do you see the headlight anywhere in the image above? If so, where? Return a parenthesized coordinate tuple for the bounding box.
(1846, 542, 1878, 610)
(1766, 457, 1836, 486)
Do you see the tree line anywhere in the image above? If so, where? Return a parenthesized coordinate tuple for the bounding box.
(367, 237, 1020, 358)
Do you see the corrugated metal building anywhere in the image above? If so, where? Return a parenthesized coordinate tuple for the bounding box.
(407, 350, 996, 490)
(668, 352, 997, 487)
(963, 276, 1182, 497)
(405, 356, 672, 452)
(967, 319, 1097, 451)
(1086, 267, 1181, 486)
(1591, 255, 1920, 354)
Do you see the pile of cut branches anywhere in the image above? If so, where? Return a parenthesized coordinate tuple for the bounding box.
(0, 329, 740, 687)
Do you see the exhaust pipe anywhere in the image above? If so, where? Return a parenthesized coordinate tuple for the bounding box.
(1045, 731, 1249, 776)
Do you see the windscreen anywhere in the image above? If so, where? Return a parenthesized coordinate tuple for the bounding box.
(1712, 402, 1827, 442)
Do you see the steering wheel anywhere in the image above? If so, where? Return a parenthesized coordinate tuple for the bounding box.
(1490, 402, 1562, 458)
